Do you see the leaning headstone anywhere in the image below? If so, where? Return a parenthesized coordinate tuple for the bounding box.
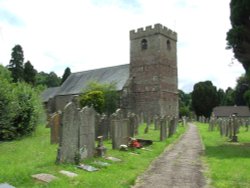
(56, 100, 79, 164)
(32, 173, 57, 183)
(50, 111, 61, 144)
(96, 114, 110, 140)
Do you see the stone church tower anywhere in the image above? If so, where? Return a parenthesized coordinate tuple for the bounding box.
(125, 23, 178, 117)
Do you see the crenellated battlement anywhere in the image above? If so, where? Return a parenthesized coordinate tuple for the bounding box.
(130, 23, 177, 41)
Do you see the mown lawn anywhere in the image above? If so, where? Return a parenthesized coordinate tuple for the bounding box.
(197, 122, 250, 188)
(0, 123, 186, 188)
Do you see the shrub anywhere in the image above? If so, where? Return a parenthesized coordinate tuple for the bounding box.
(0, 65, 44, 140)
(80, 90, 104, 113)
(80, 81, 119, 115)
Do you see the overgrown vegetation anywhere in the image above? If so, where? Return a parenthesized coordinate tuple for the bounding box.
(197, 122, 250, 188)
(0, 65, 44, 140)
(0, 123, 186, 187)
(80, 81, 119, 115)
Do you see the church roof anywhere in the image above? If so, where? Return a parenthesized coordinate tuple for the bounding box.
(41, 86, 60, 102)
(56, 64, 129, 96)
(213, 106, 250, 117)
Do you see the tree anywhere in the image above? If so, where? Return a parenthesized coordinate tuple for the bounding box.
(226, 0, 250, 73)
(234, 74, 249, 105)
(179, 89, 191, 117)
(217, 88, 226, 105)
(35, 71, 61, 87)
(80, 91, 104, 113)
(61, 67, 71, 84)
(191, 81, 219, 118)
(46, 72, 61, 87)
(80, 81, 118, 115)
(23, 61, 37, 85)
(8, 44, 24, 82)
(224, 87, 235, 105)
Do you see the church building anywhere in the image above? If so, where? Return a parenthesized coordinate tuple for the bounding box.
(42, 23, 178, 117)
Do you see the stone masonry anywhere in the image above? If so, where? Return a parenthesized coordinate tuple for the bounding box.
(124, 24, 178, 117)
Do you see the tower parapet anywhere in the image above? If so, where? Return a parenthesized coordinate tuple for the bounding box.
(130, 23, 177, 41)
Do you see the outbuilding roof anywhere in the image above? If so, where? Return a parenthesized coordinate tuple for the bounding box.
(213, 106, 250, 117)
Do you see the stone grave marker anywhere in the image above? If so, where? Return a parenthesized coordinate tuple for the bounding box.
(32, 173, 57, 183)
(111, 109, 129, 149)
(50, 111, 61, 144)
(56, 100, 79, 163)
(79, 106, 96, 159)
(59, 170, 78, 178)
(160, 116, 167, 141)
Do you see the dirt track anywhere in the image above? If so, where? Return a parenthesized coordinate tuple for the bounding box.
(133, 123, 207, 188)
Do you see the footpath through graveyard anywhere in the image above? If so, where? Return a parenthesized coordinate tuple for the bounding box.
(133, 123, 207, 188)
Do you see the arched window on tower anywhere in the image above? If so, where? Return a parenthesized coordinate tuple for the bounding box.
(167, 40, 171, 51)
(141, 39, 148, 50)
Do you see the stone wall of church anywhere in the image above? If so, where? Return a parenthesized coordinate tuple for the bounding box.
(126, 24, 178, 117)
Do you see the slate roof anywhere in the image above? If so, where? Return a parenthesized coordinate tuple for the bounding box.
(56, 64, 129, 96)
(41, 86, 60, 102)
(213, 106, 250, 117)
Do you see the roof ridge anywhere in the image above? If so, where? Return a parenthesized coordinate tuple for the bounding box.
(72, 64, 129, 75)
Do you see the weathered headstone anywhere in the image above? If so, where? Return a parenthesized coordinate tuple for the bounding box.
(96, 114, 110, 140)
(56, 97, 96, 164)
(78, 106, 96, 159)
(59, 170, 78, 178)
(111, 109, 129, 149)
(160, 116, 167, 141)
(50, 111, 61, 144)
(154, 115, 160, 130)
(56, 100, 79, 163)
(32, 173, 57, 183)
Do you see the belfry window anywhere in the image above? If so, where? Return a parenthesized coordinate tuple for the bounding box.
(167, 40, 171, 51)
(141, 39, 148, 50)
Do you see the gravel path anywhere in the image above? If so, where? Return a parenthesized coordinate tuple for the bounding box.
(133, 123, 207, 188)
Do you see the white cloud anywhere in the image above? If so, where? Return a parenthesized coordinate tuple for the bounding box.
(0, 0, 244, 92)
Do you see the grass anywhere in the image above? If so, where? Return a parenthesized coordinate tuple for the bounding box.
(0, 123, 186, 188)
(197, 122, 250, 188)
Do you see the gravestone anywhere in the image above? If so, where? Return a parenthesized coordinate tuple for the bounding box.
(79, 106, 96, 158)
(154, 115, 160, 130)
(56, 100, 79, 163)
(56, 98, 96, 164)
(50, 111, 61, 144)
(111, 109, 129, 149)
(128, 112, 136, 137)
(160, 116, 167, 141)
(96, 114, 110, 140)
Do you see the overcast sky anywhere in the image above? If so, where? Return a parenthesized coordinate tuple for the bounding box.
(0, 0, 245, 92)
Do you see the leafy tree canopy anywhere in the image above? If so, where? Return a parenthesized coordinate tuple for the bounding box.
(8, 44, 24, 82)
(227, 0, 250, 72)
(80, 81, 118, 115)
(61, 67, 71, 85)
(191, 81, 219, 118)
(24, 61, 37, 85)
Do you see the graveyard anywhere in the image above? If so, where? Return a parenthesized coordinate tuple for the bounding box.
(197, 122, 250, 188)
(0, 117, 185, 187)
